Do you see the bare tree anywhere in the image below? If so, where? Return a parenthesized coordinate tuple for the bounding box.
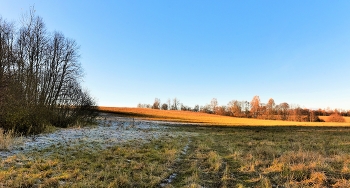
(210, 98, 218, 114)
(228, 100, 242, 117)
(278, 102, 289, 120)
(0, 9, 96, 134)
(171, 98, 180, 110)
(250, 95, 261, 118)
(288, 104, 302, 122)
(266, 98, 275, 119)
(181, 103, 192, 111)
(152, 98, 161, 109)
(193, 105, 199, 112)
(215, 105, 227, 116)
(167, 98, 171, 110)
(200, 104, 211, 113)
(0, 17, 16, 108)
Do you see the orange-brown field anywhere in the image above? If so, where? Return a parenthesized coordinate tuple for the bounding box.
(98, 107, 350, 126)
(319, 116, 350, 123)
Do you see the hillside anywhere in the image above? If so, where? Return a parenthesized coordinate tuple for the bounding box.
(98, 107, 350, 126)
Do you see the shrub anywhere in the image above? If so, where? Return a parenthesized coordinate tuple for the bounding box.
(328, 113, 345, 122)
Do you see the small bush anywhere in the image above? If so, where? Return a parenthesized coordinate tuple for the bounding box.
(311, 116, 325, 122)
(328, 113, 345, 122)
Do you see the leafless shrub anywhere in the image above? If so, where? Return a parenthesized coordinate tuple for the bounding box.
(328, 113, 345, 122)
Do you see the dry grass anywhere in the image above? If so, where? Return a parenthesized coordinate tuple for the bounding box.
(0, 129, 15, 151)
(98, 107, 350, 126)
(3, 117, 350, 187)
(3, 110, 350, 187)
(0, 135, 187, 187)
(168, 126, 350, 187)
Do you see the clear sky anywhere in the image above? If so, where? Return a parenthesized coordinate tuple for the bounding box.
(1, 1, 350, 110)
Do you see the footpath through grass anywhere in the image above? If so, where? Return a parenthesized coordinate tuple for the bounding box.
(171, 126, 350, 187)
(3, 124, 350, 187)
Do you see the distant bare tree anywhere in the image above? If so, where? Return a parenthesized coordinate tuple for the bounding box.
(200, 105, 211, 113)
(278, 102, 289, 120)
(250, 96, 261, 118)
(210, 98, 218, 114)
(171, 98, 180, 110)
(228, 100, 242, 117)
(152, 98, 161, 109)
(167, 99, 171, 110)
(181, 104, 192, 111)
(266, 98, 275, 119)
(243, 101, 250, 117)
(215, 105, 227, 116)
(288, 105, 302, 122)
(193, 105, 199, 112)
(346, 110, 350, 117)
(138, 103, 154, 108)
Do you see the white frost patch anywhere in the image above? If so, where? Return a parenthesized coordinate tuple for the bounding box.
(0, 114, 184, 159)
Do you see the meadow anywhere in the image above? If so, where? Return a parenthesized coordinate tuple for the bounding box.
(98, 107, 350, 126)
(2, 109, 350, 187)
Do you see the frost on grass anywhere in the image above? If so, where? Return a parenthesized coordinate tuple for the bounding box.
(0, 129, 22, 152)
(0, 113, 186, 159)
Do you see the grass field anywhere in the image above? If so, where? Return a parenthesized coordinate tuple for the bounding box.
(3, 122, 350, 187)
(3, 109, 350, 187)
(98, 107, 350, 126)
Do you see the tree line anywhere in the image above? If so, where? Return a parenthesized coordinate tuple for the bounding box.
(138, 96, 348, 122)
(0, 10, 96, 134)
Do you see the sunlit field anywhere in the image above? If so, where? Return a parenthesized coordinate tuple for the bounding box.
(319, 116, 350, 123)
(170, 126, 350, 187)
(98, 107, 350, 126)
(3, 109, 350, 187)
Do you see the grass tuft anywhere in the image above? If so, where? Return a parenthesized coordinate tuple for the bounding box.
(0, 129, 15, 150)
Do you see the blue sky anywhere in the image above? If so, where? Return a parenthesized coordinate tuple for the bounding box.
(1, 1, 350, 110)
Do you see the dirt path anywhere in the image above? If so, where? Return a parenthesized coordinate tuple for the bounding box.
(160, 138, 192, 187)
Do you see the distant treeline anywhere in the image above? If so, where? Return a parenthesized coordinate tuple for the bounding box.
(138, 96, 348, 122)
(0, 9, 96, 134)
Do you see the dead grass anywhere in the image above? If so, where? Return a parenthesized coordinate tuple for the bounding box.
(166, 126, 350, 187)
(3, 113, 350, 187)
(0, 129, 15, 151)
(98, 107, 350, 126)
(0, 134, 188, 187)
